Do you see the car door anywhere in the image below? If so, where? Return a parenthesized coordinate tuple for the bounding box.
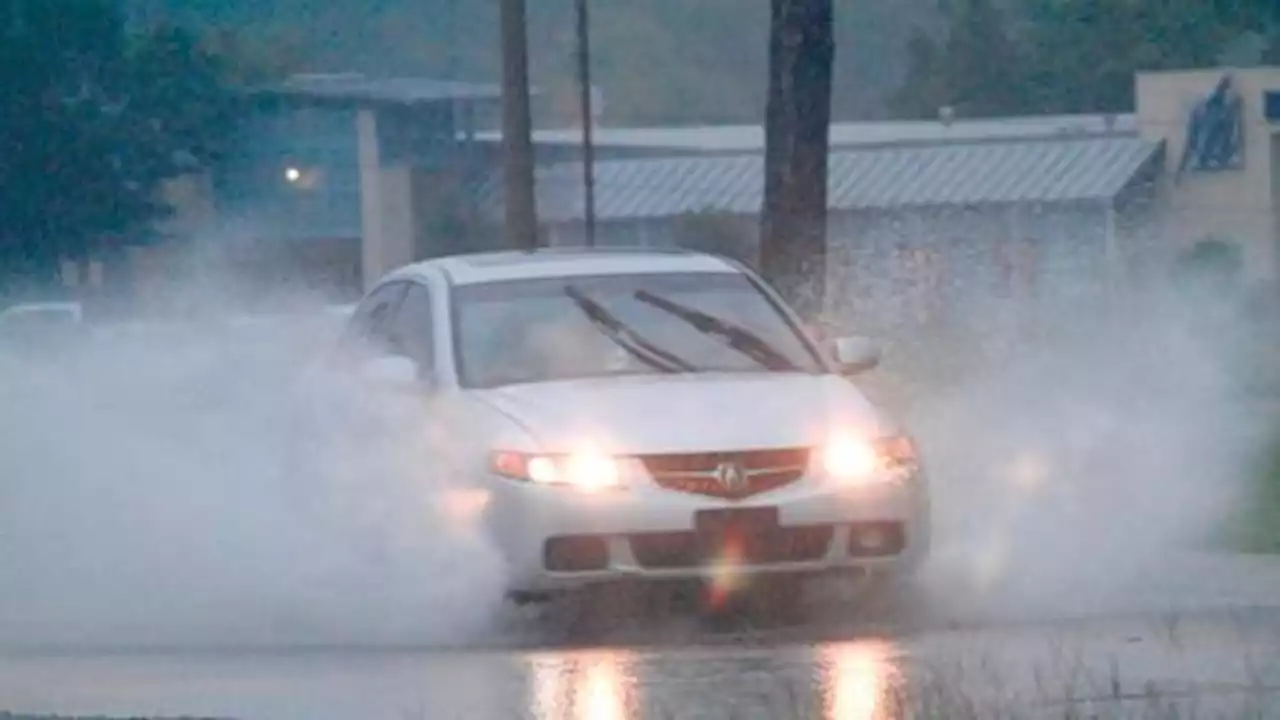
(377, 278, 477, 477)
(334, 281, 410, 364)
(295, 281, 410, 448)
(383, 281, 436, 384)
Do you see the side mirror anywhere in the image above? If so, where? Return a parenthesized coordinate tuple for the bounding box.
(358, 354, 421, 391)
(830, 335, 881, 376)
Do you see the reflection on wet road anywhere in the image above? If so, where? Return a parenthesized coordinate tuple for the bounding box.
(524, 641, 897, 720)
(7, 616, 1280, 720)
(0, 640, 904, 720)
(8, 555, 1280, 719)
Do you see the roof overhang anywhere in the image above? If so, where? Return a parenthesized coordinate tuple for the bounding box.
(244, 74, 523, 110)
(481, 136, 1165, 223)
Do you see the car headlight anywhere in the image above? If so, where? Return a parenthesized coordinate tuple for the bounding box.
(819, 433, 918, 484)
(490, 449, 625, 490)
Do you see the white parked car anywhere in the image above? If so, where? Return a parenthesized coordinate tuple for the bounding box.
(0, 300, 85, 359)
(295, 248, 931, 614)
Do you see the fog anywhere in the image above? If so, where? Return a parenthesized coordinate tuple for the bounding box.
(0, 227, 1266, 649)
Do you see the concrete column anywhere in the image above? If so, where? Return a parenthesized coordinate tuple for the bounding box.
(378, 164, 419, 267)
(1103, 203, 1120, 299)
(357, 108, 386, 291)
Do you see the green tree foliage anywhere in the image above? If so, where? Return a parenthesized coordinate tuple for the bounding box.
(130, 0, 941, 124)
(126, 26, 241, 171)
(0, 0, 240, 292)
(889, 0, 1026, 118)
(892, 0, 1280, 118)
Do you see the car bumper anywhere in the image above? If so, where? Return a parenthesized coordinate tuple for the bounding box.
(480, 470, 931, 593)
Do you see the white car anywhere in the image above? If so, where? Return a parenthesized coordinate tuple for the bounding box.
(0, 300, 85, 359)
(297, 248, 931, 613)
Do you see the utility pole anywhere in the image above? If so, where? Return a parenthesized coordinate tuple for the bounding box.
(499, 0, 539, 250)
(759, 0, 834, 322)
(574, 0, 597, 247)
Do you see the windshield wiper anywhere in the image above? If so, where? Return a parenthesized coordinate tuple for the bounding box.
(633, 289, 799, 372)
(564, 285, 696, 374)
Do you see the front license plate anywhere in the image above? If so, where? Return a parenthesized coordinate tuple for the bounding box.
(695, 506, 780, 537)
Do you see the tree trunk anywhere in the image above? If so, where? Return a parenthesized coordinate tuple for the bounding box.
(759, 0, 835, 322)
(499, 0, 539, 250)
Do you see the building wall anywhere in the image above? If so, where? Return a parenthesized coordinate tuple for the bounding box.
(215, 104, 364, 241)
(824, 203, 1114, 340)
(541, 199, 1123, 341)
(1136, 67, 1280, 282)
(158, 99, 487, 296)
(212, 100, 464, 247)
(544, 214, 756, 255)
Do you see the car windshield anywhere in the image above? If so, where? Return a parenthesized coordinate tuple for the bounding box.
(453, 271, 825, 388)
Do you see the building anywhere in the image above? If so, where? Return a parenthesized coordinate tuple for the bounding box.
(473, 68, 1280, 335)
(477, 114, 1163, 335)
(136, 73, 508, 309)
(1135, 67, 1280, 284)
(145, 67, 1280, 327)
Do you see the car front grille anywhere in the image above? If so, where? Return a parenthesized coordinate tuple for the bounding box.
(637, 447, 809, 500)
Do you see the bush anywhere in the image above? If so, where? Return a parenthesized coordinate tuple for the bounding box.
(1171, 237, 1243, 305)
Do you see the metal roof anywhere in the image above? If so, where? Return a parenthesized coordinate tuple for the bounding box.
(249, 74, 506, 107)
(470, 113, 1138, 153)
(489, 136, 1163, 222)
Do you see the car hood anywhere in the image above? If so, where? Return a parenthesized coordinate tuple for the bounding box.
(471, 372, 892, 454)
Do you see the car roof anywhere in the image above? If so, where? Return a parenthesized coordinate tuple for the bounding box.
(385, 247, 741, 286)
(1, 300, 81, 313)
(0, 301, 83, 319)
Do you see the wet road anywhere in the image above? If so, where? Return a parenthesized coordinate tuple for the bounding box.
(6, 554, 1280, 720)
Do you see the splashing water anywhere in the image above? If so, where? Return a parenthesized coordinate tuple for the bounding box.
(0, 313, 508, 650)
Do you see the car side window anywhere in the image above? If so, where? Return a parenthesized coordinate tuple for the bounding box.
(340, 282, 408, 355)
(386, 282, 435, 377)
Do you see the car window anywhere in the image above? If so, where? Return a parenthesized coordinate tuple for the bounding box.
(451, 271, 825, 388)
(340, 282, 408, 355)
(386, 282, 435, 376)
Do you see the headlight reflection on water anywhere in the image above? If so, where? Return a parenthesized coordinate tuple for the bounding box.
(524, 641, 900, 720)
(529, 650, 637, 720)
(820, 641, 899, 720)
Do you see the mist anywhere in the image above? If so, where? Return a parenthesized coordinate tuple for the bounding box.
(0, 258, 508, 650)
(870, 258, 1261, 623)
